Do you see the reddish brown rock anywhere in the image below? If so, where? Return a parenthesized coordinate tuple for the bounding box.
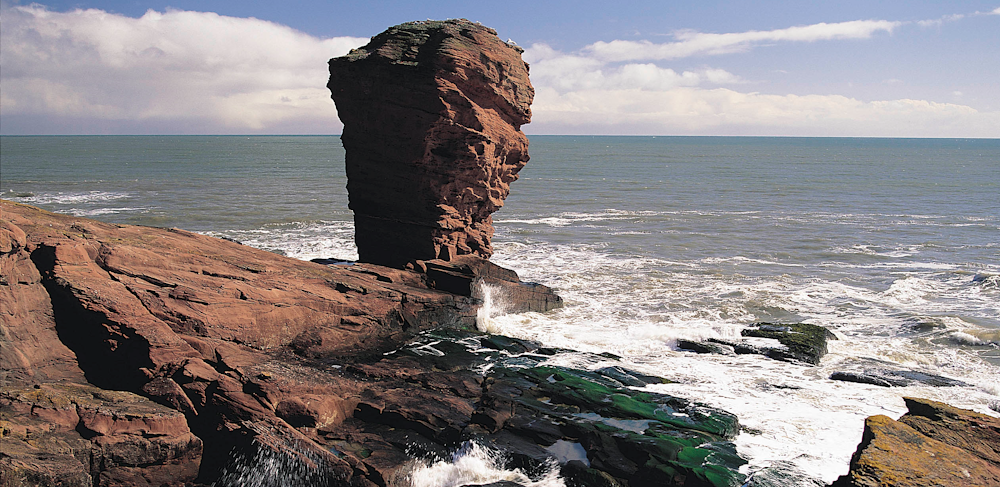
(328, 19, 534, 268)
(898, 396, 1000, 466)
(835, 398, 1000, 487)
(1, 382, 202, 487)
(1, 200, 479, 484)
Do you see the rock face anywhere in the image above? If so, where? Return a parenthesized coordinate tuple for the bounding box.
(328, 19, 534, 268)
(0, 201, 477, 485)
(834, 397, 1000, 487)
(1, 201, 739, 486)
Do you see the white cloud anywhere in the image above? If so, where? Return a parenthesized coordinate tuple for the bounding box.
(527, 87, 999, 137)
(917, 13, 966, 27)
(582, 19, 901, 62)
(1, 6, 993, 137)
(519, 15, 997, 137)
(0, 5, 368, 132)
(525, 44, 743, 93)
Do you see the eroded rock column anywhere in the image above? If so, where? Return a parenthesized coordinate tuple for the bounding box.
(328, 19, 533, 268)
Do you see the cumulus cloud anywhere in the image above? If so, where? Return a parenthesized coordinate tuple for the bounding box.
(527, 87, 999, 137)
(1, 5, 995, 137)
(519, 15, 998, 137)
(582, 19, 901, 62)
(525, 44, 743, 93)
(0, 4, 367, 133)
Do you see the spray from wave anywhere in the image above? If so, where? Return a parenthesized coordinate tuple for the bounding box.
(401, 441, 564, 487)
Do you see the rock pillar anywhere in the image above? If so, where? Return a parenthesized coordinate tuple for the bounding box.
(328, 19, 533, 268)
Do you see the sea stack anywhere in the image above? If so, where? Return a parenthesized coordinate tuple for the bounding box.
(328, 19, 533, 268)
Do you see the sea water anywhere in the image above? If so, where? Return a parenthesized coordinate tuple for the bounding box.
(2, 135, 998, 484)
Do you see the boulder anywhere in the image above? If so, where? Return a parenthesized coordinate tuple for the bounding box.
(828, 358, 968, 387)
(677, 323, 835, 365)
(328, 19, 534, 267)
(0, 382, 202, 487)
(834, 397, 1000, 487)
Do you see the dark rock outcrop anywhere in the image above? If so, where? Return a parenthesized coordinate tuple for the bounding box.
(828, 357, 968, 388)
(416, 254, 562, 313)
(677, 323, 836, 365)
(328, 19, 534, 268)
(340, 328, 747, 486)
(834, 397, 1000, 487)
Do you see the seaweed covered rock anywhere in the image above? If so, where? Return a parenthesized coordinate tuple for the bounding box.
(677, 323, 835, 365)
(328, 19, 534, 267)
(339, 329, 747, 487)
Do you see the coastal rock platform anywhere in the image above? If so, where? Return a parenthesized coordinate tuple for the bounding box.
(3, 201, 735, 486)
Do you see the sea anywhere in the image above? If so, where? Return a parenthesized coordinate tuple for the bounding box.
(2, 135, 998, 485)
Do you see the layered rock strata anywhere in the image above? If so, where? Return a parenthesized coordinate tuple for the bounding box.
(328, 19, 533, 267)
(2, 202, 730, 486)
(1, 201, 477, 485)
(834, 397, 1000, 487)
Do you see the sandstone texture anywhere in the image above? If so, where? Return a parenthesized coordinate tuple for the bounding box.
(1, 201, 740, 486)
(328, 19, 534, 267)
(834, 397, 1000, 487)
(1, 201, 477, 484)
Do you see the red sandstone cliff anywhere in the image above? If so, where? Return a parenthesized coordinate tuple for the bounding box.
(328, 19, 533, 268)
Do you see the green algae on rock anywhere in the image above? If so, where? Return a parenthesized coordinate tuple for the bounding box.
(740, 322, 837, 365)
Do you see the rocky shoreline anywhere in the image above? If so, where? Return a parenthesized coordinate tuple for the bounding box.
(4, 17, 998, 487)
(4, 201, 999, 486)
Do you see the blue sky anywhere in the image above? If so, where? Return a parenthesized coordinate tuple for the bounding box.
(1, 0, 998, 136)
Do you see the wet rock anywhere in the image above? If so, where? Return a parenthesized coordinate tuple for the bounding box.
(328, 19, 533, 267)
(744, 460, 825, 487)
(828, 358, 968, 387)
(739, 323, 835, 365)
(676, 339, 736, 356)
(419, 255, 562, 313)
(677, 323, 835, 365)
(834, 397, 1000, 487)
(320, 329, 746, 486)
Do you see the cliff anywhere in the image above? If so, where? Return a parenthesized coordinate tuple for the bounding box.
(328, 19, 533, 268)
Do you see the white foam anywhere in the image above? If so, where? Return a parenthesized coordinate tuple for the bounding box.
(402, 441, 565, 487)
(12, 190, 131, 205)
(68, 206, 148, 216)
(205, 220, 358, 262)
(486, 238, 1000, 483)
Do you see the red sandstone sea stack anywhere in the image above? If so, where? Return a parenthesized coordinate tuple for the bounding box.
(328, 19, 534, 268)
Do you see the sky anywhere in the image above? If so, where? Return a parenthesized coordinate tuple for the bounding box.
(1, 1, 998, 136)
